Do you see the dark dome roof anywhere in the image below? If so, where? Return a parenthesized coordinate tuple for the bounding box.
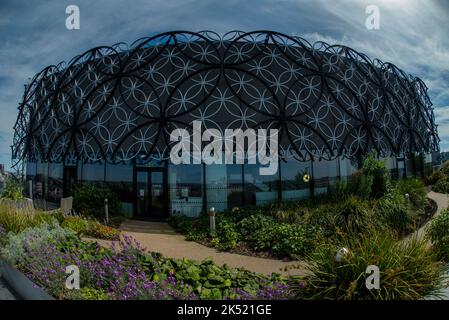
(12, 30, 439, 167)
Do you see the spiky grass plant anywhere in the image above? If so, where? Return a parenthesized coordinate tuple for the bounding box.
(296, 230, 445, 300)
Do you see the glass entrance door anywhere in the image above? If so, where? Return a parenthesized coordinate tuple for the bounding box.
(63, 165, 77, 198)
(135, 167, 167, 218)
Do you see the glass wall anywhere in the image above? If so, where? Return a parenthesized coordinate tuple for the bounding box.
(339, 156, 358, 180)
(35, 160, 48, 201)
(106, 163, 133, 216)
(29, 154, 420, 217)
(205, 164, 228, 212)
(79, 162, 105, 183)
(313, 159, 339, 195)
(227, 164, 244, 209)
(169, 164, 203, 217)
(244, 164, 279, 206)
(280, 158, 311, 201)
(25, 161, 37, 198)
(47, 163, 63, 203)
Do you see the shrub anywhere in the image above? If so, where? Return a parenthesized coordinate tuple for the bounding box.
(433, 179, 449, 194)
(300, 205, 337, 241)
(334, 196, 376, 237)
(87, 221, 120, 240)
(0, 204, 34, 233)
(394, 179, 426, 209)
(424, 170, 446, 186)
(66, 288, 109, 300)
(330, 172, 373, 200)
(426, 208, 449, 259)
(238, 214, 275, 241)
(0, 222, 77, 266)
(362, 155, 389, 198)
(0, 224, 6, 245)
(0, 177, 24, 200)
(374, 189, 411, 234)
(61, 216, 90, 235)
(215, 219, 239, 250)
(73, 183, 121, 217)
(253, 223, 313, 258)
(440, 160, 449, 176)
(296, 230, 444, 300)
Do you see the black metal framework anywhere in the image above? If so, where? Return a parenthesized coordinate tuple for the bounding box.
(12, 30, 439, 171)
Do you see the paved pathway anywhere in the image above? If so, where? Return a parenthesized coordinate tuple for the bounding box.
(0, 276, 16, 300)
(407, 191, 448, 243)
(84, 220, 307, 276)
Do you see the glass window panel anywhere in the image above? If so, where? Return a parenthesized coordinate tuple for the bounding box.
(105, 163, 133, 215)
(169, 164, 203, 217)
(206, 164, 228, 212)
(313, 159, 338, 194)
(227, 165, 243, 209)
(339, 156, 358, 179)
(244, 163, 279, 206)
(281, 159, 311, 201)
(47, 163, 63, 203)
(81, 162, 105, 183)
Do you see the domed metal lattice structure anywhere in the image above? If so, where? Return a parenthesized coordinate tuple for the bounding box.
(12, 30, 439, 169)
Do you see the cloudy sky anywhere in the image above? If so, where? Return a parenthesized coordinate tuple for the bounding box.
(0, 0, 448, 170)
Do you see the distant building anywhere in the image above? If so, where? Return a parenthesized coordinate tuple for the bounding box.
(0, 164, 5, 194)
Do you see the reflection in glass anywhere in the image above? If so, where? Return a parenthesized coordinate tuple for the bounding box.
(47, 163, 63, 203)
(169, 164, 203, 217)
(281, 159, 311, 201)
(106, 163, 133, 216)
(244, 164, 279, 206)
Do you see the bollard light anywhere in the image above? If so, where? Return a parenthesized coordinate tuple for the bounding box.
(404, 193, 410, 203)
(104, 198, 109, 224)
(335, 247, 349, 263)
(209, 207, 216, 236)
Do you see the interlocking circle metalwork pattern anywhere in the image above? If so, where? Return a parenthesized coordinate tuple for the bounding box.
(12, 30, 439, 167)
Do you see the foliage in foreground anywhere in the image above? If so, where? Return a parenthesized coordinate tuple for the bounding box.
(0, 222, 293, 300)
(296, 231, 444, 300)
(427, 208, 449, 260)
(0, 202, 120, 240)
(0, 177, 25, 200)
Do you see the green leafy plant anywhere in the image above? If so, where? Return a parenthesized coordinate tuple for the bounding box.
(330, 172, 373, 200)
(73, 183, 121, 217)
(253, 223, 313, 258)
(424, 170, 446, 186)
(394, 179, 427, 209)
(433, 179, 449, 194)
(374, 188, 412, 234)
(0, 177, 24, 200)
(61, 216, 90, 235)
(0, 222, 77, 266)
(440, 160, 449, 176)
(426, 208, 449, 259)
(361, 155, 389, 198)
(215, 219, 239, 250)
(87, 221, 120, 240)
